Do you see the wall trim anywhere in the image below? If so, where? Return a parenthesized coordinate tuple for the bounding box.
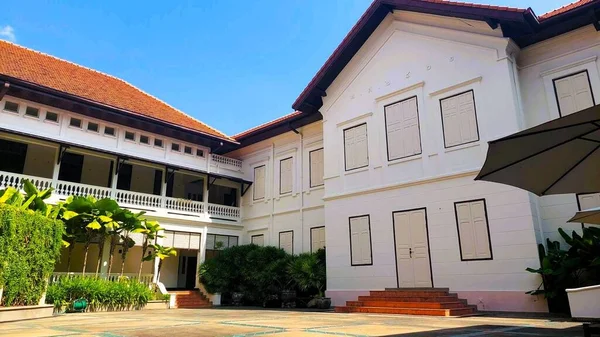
(323, 167, 481, 201)
(428, 76, 482, 97)
(336, 112, 373, 128)
(539, 56, 598, 78)
(375, 81, 425, 102)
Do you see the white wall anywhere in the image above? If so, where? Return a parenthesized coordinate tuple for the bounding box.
(517, 24, 600, 245)
(226, 122, 325, 253)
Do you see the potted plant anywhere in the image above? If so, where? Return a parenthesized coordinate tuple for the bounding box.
(288, 249, 329, 309)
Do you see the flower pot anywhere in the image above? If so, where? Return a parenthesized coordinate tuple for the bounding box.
(262, 294, 281, 308)
(566, 284, 600, 319)
(231, 292, 244, 306)
(280, 290, 297, 308)
(317, 297, 331, 309)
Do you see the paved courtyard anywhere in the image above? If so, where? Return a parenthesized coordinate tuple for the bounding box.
(0, 308, 585, 337)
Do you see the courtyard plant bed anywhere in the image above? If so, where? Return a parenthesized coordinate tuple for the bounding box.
(199, 245, 328, 308)
(45, 276, 153, 312)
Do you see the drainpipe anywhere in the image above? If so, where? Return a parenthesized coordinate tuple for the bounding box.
(298, 130, 304, 251)
(270, 142, 275, 244)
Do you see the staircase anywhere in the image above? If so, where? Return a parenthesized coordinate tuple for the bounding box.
(335, 288, 477, 317)
(171, 290, 212, 309)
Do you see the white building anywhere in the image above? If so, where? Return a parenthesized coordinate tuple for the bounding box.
(1, 0, 599, 313)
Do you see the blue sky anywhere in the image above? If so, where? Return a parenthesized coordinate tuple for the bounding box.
(0, 0, 569, 135)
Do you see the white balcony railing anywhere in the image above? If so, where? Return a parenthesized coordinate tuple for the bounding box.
(49, 272, 154, 285)
(208, 203, 240, 220)
(165, 197, 205, 214)
(115, 189, 163, 209)
(211, 154, 242, 170)
(0, 170, 241, 222)
(55, 180, 112, 200)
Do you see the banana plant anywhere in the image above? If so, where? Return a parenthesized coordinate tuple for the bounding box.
(135, 220, 163, 279)
(146, 244, 177, 283)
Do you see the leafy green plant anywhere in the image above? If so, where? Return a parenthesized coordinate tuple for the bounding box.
(136, 220, 163, 279)
(46, 277, 152, 312)
(288, 249, 326, 297)
(0, 203, 64, 306)
(147, 244, 177, 281)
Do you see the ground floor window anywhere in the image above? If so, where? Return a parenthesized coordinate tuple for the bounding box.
(349, 215, 372, 266)
(454, 199, 492, 261)
(279, 231, 293, 254)
(310, 226, 325, 252)
(251, 234, 265, 246)
(205, 234, 239, 260)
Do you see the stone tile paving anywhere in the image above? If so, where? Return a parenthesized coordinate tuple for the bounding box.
(0, 308, 585, 337)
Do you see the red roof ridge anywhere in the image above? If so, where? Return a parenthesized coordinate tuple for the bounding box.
(232, 111, 303, 140)
(0, 40, 233, 142)
(539, 0, 594, 20)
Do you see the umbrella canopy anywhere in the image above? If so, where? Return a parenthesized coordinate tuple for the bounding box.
(568, 207, 600, 225)
(475, 104, 600, 196)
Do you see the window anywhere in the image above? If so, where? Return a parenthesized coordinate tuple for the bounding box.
(454, 199, 492, 261)
(440, 90, 479, 148)
(196, 149, 204, 157)
(3, 101, 19, 113)
(25, 106, 39, 118)
(104, 126, 116, 137)
(140, 135, 150, 144)
(184, 146, 193, 154)
(125, 131, 136, 141)
(279, 231, 293, 254)
(171, 143, 180, 152)
(154, 138, 163, 148)
(577, 193, 600, 227)
(205, 234, 239, 250)
(311, 226, 326, 253)
(349, 215, 372, 266)
(45, 111, 59, 123)
(344, 123, 369, 171)
(279, 157, 293, 194)
(553, 71, 595, 116)
(87, 122, 99, 133)
(253, 165, 266, 200)
(385, 96, 421, 160)
(309, 148, 324, 187)
(251, 234, 265, 246)
(69, 117, 82, 128)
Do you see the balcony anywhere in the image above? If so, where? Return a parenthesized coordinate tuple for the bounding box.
(0, 137, 242, 223)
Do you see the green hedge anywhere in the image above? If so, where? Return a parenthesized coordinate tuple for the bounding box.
(0, 204, 64, 306)
(46, 277, 153, 312)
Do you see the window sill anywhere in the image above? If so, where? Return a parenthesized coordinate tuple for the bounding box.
(2, 109, 19, 115)
(444, 141, 480, 153)
(387, 154, 422, 167)
(306, 185, 324, 195)
(42, 119, 60, 126)
(344, 166, 369, 176)
(23, 114, 40, 121)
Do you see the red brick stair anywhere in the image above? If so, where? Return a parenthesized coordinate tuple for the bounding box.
(171, 290, 212, 309)
(335, 288, 476, 317)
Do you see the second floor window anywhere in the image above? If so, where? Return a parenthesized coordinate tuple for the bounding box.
(309, 148, 324, 187)
(440, 90, 479, 148)
(553, 70, 595, 117)
(279, 157, 293, 194)
(385, 96, 421, 160)
(344, 123, 368, 171)
(253, 165, 266, 200)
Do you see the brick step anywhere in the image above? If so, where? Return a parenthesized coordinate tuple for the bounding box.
(176, 299, 212, 304)
(357, 295, 461, 303)
(385, 287, 450, 292)
(369, 290, 449, 297)
(335, 306, 477, 316)
(177, 304, 212, 308)
(346, 301, 468, 309)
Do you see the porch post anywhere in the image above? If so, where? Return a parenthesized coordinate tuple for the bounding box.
(160, 168, 167, 208)
(203, 175, 209, 217)
(195, 226, 208, 288)
(51, 146, 61, 186)
(110, 159, 119, 199)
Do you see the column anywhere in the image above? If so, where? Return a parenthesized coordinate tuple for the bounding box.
(203, 175, 209, 217)
(195, 226, 208, 288)
(51, 146, 61, 186)
(99, 239, 111, 277)
(110, 159, 119, 199)
(160, 168, 167, 208)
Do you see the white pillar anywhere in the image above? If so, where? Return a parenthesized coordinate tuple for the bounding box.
(203, 175, 210, 217)
(161, 168, 167, 208)
(51, 147, 61, 186)
(110, 159, 119, 199)
(99, 239, 111, 277)
(195, 226, 208, 288)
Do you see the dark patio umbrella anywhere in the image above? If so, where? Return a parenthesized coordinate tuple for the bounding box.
(475, 104, 600, 196)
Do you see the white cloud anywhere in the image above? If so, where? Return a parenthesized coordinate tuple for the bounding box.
(0, 25, 16, 42)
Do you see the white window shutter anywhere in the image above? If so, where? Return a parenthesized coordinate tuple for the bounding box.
(555, 72, 594, 116)
(279, 232, 293, 254)
(252, 235, 265, 246)
(350, 216, 372, 265)
(311, 227, 326, 252)
(579, 193, 600, 210)
(173, 232, 190, 249)
(253, 166, 266, 200)
(344, 124, 368, 170)
(310, 149, 324, 187)
(386, 97, 421, 160)
(344, 127, 356, 170)
(441, 91, 478, 147)
(456, 200, 492, 260)
(280, 158, 293, 194)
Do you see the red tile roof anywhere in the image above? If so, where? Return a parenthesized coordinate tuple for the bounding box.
(232, 111, 303, 140)
(0, 40, 233, 142)
(539, 0, 595, 20)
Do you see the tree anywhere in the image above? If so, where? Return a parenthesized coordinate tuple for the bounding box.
(135, 220, 163, 279)
(147, 244, 177, 282)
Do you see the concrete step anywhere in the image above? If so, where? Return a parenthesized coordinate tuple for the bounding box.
(335, 306, 477, 316)
(369, 290, 450, 297)
(346, 301, 468, 309)
(384, 287, 450, 292)
(357, 295, 460, 303)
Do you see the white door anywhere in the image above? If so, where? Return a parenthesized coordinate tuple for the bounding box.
(393, 209, 432, 288)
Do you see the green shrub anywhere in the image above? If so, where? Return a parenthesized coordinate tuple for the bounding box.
(288, 249, 326, 297)
(0, 204, 64, 306)
(46, 277, 152, 312)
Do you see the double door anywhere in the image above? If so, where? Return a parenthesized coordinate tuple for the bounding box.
(393, 208, 432, 288)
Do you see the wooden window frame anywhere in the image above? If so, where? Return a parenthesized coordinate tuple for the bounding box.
(309, 148, 324, 188)
(552, 70, 596, 117)
(348, 214, 373, 266)
(343, 122, 369, 171)
(453, 198, 493, 261)
(439, 89, 480, 149)
(279, 157, 293, 195)
(278, 230, 294, 255)
(253, 165, 266, 201)
(384, 95, 423, 161)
